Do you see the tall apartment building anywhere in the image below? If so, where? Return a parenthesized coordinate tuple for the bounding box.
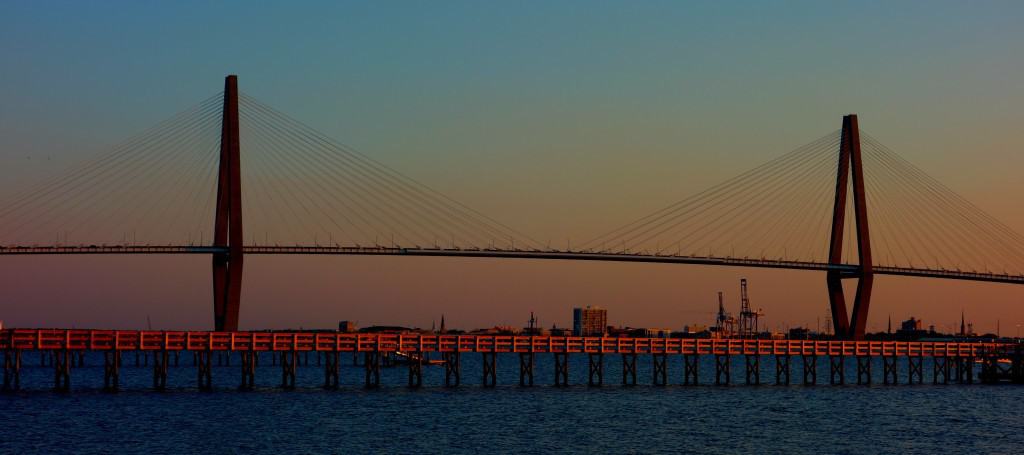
(573, 306, 607, 336)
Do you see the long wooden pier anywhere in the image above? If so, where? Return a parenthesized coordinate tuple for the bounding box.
(2, 330, 1020, 391)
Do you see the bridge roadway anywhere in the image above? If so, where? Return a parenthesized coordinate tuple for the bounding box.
(2, 329, 1019, 391)
(3, 245, 1023, 285)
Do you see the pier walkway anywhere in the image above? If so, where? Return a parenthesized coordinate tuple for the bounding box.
(2, 330, 1021, 391)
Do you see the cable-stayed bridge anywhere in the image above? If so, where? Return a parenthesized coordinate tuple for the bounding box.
(3, 75, 1023, 339)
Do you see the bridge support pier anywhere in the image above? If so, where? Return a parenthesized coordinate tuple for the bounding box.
(588, 354, 603, 386)
(683, 354, 699, 386)
(883, 355, 898, 384)
(153, 350, 169, 391)
(856, 356, 871, 385)
(443, 352, 460, 387)
(519, 353, 534, 387)
(715, 354, 730, 386)
(653, 354, 668, 386)
(622, 353, 637, 386)
(408, 352, 423, 388)
(908, 356, 923, 385)
(53, 350, 71, 392)
(745, 355, 760, 385)
(802, 355, 817, 385)
(482, 352, 497, 387)
(775, 355, 790, 385)
(829, 355, 845, 385)
(3, 350, 21, 391)
(553, 353, 569, 387)
(323, 351, 339, 389)
(364, 352, 380, 388)
(240, 351, 256, 391)
(196, 351, 213, 391)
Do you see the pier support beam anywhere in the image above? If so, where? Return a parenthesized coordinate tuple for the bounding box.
(745, 355, 760, 385)
(933, 357, 949, 385)
(683, 354, 699, 386)
(856, 356, 871, 385)
(323, 351, 339, 389)
(364, 352, 381, 388)
(408, 352, 423, 388)
(715, 354, 730, 386)
(775, 355, 790, 385)
(153, 350, 169, 391)
(3, 350, 21, 391)
(883, 355, 897, 384)
(103, 351, 120, 392)
(196, 351, 213, 391)
(281, 351, 297, 389)
(53, 350, 71, 392)
(908, 355, 923, 385)
(553, 353, 569, 387)
(519, 353, 534, 387)
(443, 352, 460, 387)
(653, 354, 668, 386)
(829, 355, 845, 385)
(588, 353, 603, 387)
(622, 353, 637, 386)
(955, 357, 973, 384)
(802, 355, 817, 385)
(482, 352, 497, 387)
(240, 351, 256, 391)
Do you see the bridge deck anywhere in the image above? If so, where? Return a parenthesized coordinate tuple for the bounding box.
(1, 330, 1008, 357)
(2, 245, 1022, 284)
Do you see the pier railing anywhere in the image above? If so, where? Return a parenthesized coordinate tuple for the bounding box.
(0, 329, 1009, 357)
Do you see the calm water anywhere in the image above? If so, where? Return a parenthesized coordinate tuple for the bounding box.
(2, 352, 1022, 454)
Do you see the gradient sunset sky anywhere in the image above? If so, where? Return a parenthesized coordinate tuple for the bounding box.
(1, 1, 1023, 334)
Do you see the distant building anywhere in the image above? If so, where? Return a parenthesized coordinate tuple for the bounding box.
(359, 325, 413, 334)
(682, 324, 707, 335)
(642, 328, 672, 338)
(338, 320, 357, 333)
(469, 326, 518, 335)
(573, 306, 607, 336)
(896, 317, 929, 340)
(549, 325, 574, 337)
(901, 317, 923, 332)
(788, 327, 810, 340)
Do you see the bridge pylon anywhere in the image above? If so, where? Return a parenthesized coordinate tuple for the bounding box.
(212, 75, 244, 331)
(827, 114, 873, 340)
